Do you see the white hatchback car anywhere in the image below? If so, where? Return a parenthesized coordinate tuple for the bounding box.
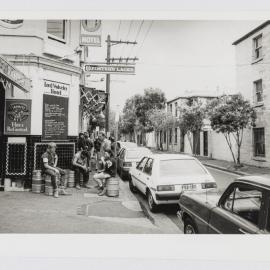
(129, 154, 216, 212)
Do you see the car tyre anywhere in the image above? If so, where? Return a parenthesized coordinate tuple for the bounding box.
(129, 179, 137, 193)
(184, 217, 198, 234)
(147, 190, 158, 213)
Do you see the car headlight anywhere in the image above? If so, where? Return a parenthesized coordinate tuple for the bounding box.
(201, 182, 217, 189)
(157, 185, 175, 191)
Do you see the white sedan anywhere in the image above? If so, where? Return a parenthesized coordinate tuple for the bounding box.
(129, 154, 216, 212)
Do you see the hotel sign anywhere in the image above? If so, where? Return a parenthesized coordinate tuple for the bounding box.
(80, 20, 102, 47)
(0, 55, 31, 92)
(43, 79, 70, 97)
(84, 63, 135, 75)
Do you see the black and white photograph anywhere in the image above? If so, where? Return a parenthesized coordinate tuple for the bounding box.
(1, 0, 270, 268)
(1, 17, 270, 235)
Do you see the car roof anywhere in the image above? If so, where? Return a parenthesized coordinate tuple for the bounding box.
(147, 153, 196, 161)
(125, 147, 151, 152)
(236, 175, 270, 189)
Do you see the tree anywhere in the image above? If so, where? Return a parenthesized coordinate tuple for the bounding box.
(147, 108, 177, 149)
(207, 94, 256, 166)
(178, 100, 206, 155)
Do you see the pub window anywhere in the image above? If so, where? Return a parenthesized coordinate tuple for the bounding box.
(253, 34, 262, 60)
(47, 20, 66, 42)
(163, 131, 166, 143)
(174, 128, 178, 144)
(169, 129, 172, 144)
(253, 128, 265, 157)
(175, 102, 178, 117)
(254, 79, 263, 103)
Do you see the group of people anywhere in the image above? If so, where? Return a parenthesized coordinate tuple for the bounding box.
(41, 131, 116, 198)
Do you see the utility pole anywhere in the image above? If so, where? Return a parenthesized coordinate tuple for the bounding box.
(105, 35, 138, 134)
(105, 35, 111, 134)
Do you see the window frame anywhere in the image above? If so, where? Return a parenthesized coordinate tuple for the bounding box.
(143, 158, 154, 176)
(136, 157, 148, 171)
(219, 182, 265, 229)
(252, 34, 263, 62)
(253, 127, 265, 158)
(174, 127, 178, 144)
(169, 128, 172, 144)
(47, 20, 67, 43)
(174, 102, 178, 117)
(253, 79, 263, 104)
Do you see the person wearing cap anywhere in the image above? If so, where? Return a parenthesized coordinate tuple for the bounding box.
(93, 149, 116, 196)
(72, 149, 91, 189)
(41, 142, 68, 198)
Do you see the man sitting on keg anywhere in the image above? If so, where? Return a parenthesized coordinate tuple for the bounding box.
(93, 149, 116, 196)
(41, 142, 68, 198)
(72, 149, 91, 189)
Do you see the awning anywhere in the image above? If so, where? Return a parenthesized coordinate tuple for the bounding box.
(0, 55, 31, 93)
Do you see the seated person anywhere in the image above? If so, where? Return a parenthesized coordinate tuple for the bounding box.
(93, 149, 116, 196)
(41, 142, 68, 198)
(72, 150, 91, 190)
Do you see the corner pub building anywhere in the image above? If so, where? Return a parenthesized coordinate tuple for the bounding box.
(0, 20, 83, 188)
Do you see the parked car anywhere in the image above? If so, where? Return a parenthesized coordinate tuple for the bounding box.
(117, 147, 152, 180)
(129, 154, 216, 212)
(116, 141, 137, 153)
(178, 175, 270, 234)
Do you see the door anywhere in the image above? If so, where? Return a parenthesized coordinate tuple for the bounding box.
(209, 183, 264, 234)
(0, 84, 5, 183)
(132, 157, 148, 193)
(193, 131, 200, 155)
(203, 131, 208, 156)
(141, 158, 154, 194)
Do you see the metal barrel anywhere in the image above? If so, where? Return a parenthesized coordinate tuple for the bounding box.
(4, 178, 11, 188)
(79, 173, 84, 186)
(67, 170, 75, 188)
(32, 170, 44, 193)
(106, 178, 119, 197)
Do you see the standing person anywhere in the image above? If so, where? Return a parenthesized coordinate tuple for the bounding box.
(93, 149, 116, 196)
(77, 132, 86, 151)
(84, 131, 94, 170)
(41, 142, 68, 198)
(94, 134, 102, 171)
(99, 132, 111, 158)
(72, 150, 91, 189)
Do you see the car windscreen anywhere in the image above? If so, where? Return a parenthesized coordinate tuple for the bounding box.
(160, 159, 207, 176)
(126, 149, 150, 159)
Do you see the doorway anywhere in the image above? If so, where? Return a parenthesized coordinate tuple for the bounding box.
(203, 131, 208, 156)
(193, 131, 200, 155)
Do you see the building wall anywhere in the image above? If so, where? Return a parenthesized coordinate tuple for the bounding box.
(235, 23, 270, 167)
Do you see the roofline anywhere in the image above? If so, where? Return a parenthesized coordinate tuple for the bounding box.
(167, 95, 218, 104)
(232, 21, 270, 45)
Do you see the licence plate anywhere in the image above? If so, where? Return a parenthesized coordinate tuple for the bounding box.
(182, 184, 197, 191)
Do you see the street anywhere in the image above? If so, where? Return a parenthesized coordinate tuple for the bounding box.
(131, 166, 239, 233)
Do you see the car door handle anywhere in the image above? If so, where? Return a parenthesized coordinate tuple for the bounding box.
(238, 228, 250, 234)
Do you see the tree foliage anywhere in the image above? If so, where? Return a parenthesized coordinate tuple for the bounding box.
(178, 100, 206, 154)
(207, 94, 256, 165)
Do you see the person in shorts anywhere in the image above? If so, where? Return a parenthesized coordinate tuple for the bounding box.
(93, 149, 116, 196)
(41, 142, 68, 198)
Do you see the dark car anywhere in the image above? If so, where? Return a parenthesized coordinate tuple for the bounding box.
(178, 175, 270, 234)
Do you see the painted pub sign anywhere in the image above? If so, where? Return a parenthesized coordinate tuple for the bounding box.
(5, 99, 32, 135)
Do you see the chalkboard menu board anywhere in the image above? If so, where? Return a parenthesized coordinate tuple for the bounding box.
(42, 94, 68, 141)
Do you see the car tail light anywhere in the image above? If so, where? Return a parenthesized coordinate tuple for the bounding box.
(123, 162, 132, 167)
(157, 185, 175, 191)
(201, 182, 217, 189)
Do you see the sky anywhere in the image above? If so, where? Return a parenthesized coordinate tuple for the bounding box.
(86, 20, 262, 112)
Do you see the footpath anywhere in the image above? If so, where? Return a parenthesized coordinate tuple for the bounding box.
(152, 148, 270, 176)
(0, 173, 164, 234)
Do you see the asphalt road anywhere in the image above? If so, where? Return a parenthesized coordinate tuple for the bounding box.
(133, 167, 239, 233)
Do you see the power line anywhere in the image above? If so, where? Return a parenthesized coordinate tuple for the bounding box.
(128, 20, 144, 58)
(120, 20, 134, 57)
(135, 20, 154, 58)
(116, 20, 122, 40)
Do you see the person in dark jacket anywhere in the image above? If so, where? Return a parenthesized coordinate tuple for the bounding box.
(78, 132, 86, 151)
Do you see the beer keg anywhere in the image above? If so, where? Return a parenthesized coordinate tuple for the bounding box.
(106, 178, 119, 197)
(32, 170, 44, 193)
(67, 170, 75, 188)
(44, 174, 53, 196)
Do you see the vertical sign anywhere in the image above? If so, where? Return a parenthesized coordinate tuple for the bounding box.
(5, 99, 31, 135)
(80, 20, 102, 47)
(42, 94, 68, 141)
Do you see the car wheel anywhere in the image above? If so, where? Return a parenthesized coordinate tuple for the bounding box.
(129, 179, 137, 193)
(184, 217, 198, 234)
(147, 190, 158, 213)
